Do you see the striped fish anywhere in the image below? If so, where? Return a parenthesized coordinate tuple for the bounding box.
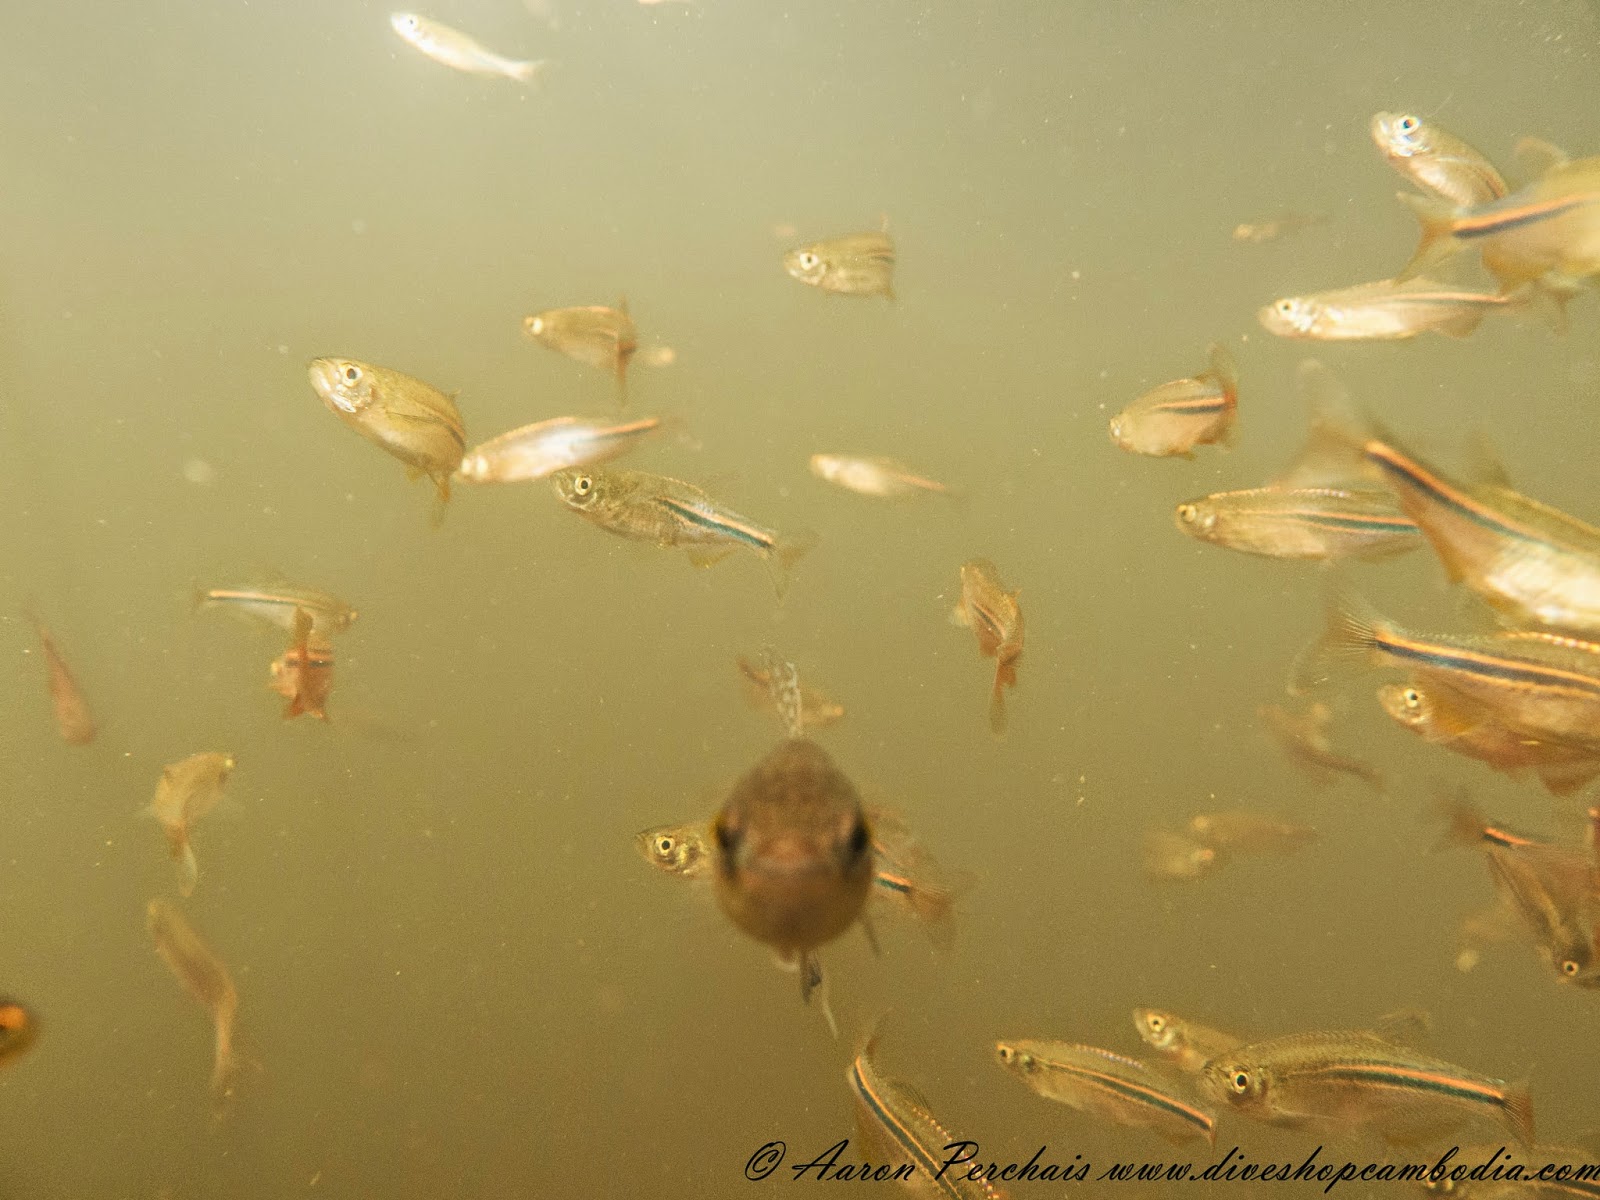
(1259, 277, 1526, 341)
(1200, 1029, 1534, 1147)
(1109, 342, 1238, 458)
(1175, 487, 1420, 562)
(994, 1039, 1217, 1145)
(849, 1032, 1004, 1199)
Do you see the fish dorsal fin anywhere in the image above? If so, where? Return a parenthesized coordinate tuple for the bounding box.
(1462, 431, 1513, 489)
(1512, 135, 1570, 181)
(760, 646, 805, 739)
(1372, 1007, 1433, 1047)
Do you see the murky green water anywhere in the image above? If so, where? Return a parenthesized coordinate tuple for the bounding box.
(3, 1, 1598, 1196)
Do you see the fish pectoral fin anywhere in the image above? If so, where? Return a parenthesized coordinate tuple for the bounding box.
(1435, 310, 1485, 339)
(1371, 1007, 1432, 1048)
(684, 545, 735, 569)
(1512, 135, 1570, 181)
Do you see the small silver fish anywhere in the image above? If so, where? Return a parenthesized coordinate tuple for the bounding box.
(458, 416, 662, 484)
(1260, 277, 1526, 341)
(783, 230, 896, 299)
(809, 453, 953, 500)
(1371, 112, 1508, 209)
(389, 13, 544, 84)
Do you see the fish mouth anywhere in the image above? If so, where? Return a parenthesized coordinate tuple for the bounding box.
(306, 359, 357, 413)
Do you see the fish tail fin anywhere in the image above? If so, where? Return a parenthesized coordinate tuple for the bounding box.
(509, 57, 546, 85)
(1206, 341, 1240, 408)
(767, 529, 820, 600)
(1431, 786, 1490, 852)
(1288, 586, 1386, 695)
(175, 838, 199, 898)
(1395, 191, 1463, 280)
(987, 668, 1009, 736)
(1435, 309, 1487, 339)
(1503, 1079, 1536, 1149)
(905, 881, 959, 955)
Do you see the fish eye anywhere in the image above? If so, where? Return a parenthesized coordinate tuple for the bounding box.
(656, 836, 675, 855)
(997, 1045, 1013, 1063)
(1229, 1068, 1251, 1093)
(1399, 114, 1419, 133)
(1561, 958, 1581, 977)
(713, 819, 737, 854)
(1176, 504, 1197, 524)
(572, 475, 593, 497)
(1402, 687, 1422, 710)
(528, 317, 544, 335)
(1275, 299, 1295, 315)
(798, 251, 820, 270)
(847, 819, 870, 858)
(1147, 1014, 1166, 1033)
(342, 364, 362, 385)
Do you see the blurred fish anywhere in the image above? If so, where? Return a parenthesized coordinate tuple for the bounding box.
(1232, 212, 1328, 243)
(522, 302, 637, 402)
(269, 609, 334, 721)
(736, 655, 845, 731)
(0, 999, 37, 1068)
(1259, 701, 1385, 792)
(197, 584, 358, 637)
(458, 416, 662, 484)
(1378, 681, 1600, 796)
(551, 468, 818, 598)
(952, 558, 1023, 736)
(1398, 155, 1600, 292)
(146, 751, 234, 898)
(1109, 343, 1238, 459)
(711, 657, 874, 1004)
(1177, 488, 1419, 563)
(995, 1040, 1217, 1145)
(1371, 112, 1508, 208)
(307, 358, 466, 505)
(1294, 591, 1600, 754)
(389, 13, 544, 84)
(783, 229, 896, 299)
(147, 899, 242, 1105)
(1259, 278, 1526, 341)
(25, 608, 95, 745)
(1132, 1008, 1243, 1075)
(1200, 1027, 1534, 1148)
(1452, 895, 1524, 974)
(849, 1029, 1005, 1200)
(1142, 828, 1220, 881)
(1186, 810, 1318, 856)
(809, 453, 954, 501)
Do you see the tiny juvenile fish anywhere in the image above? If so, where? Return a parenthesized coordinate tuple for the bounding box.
(809, 453, 953, 500)
(995, 1039, 1217, 1145)
(308, 358, 466, 505)
(389, 12, 544, 83)
(269, 609, 334, 721)
(1378, 681, 1600, 797)
(198, 585, 358, 637)
(1399, 155, 1600, 292)
(551, 468, 818, 598)
(1141, 828, 1220, 881)
(26, 608, 95, 745)
(1109, 343, 1238, 459)
(458, 416, 661, 483)
(783, 230, 896, 300)
(1232, 212, 1328, 243)
(1259, 700, 1386, 793)
(147, 899, 243, 1104)
(1185, 810, 1318, 857)
(1200, 1028, 1534, 1148)
(952, 558, 1023, 736)
(146, 751, 234, 898)
(522, 302, 638, 402)
(1371, 112, 1508, 209)
(849, 1030, 1005, 1200)
(635, 822, 714, 879)
(1260, 277, 1526, 341)
(1132, 1008, 1243, 1075)
(0, 998, 38, 1069)
(1176, 488, 1419, 563)
(736, 655, 845, 731)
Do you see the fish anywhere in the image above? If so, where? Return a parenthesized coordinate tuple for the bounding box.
(848, 1029, 1006, 1200)
(951, 559, 1023, 736)
(1258, 701, 1386, 792)
(710, 657, 874, 1003)
(1132, 1008, 1243, 1075)
(522, 302, 638, 402)
(550, 467, 818, 598)
(307, 358, 466, 505)
(783, 230, 896, 299)
(1200, 1028, 1534, 1148)
(25, 608, 95, 745)
(1185, 810, 1318, 857)
(1371, 112, 1508, 208)
(808, 454, 954, 500)
(146, 899, 242, 1104)
(0, 999, 38, 1068)
(1141, 828, 1220, 881)
(197, 585, 358, 637)
(269, 609, 334, 721)
(1259, 277, 1527, 341)
(1377, 681, 1600, 797)
(1231, 212, 1328, 243)
(1176, 487, 1420, 562)
(146, 751, 235, 898)
(389, 13, 544, 83)
(1398, 155, 1600, 292)
(994, 1039, 1217, 1145)
(457, 415, 662, 483)
(1108, 343, 1238, 458)
(635, 822, 714, 879)
(736, 655, 845, 731)
(1293, 591, 1600, 754)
